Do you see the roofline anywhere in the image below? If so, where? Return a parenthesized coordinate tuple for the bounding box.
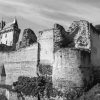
(39, 28, 54, 33)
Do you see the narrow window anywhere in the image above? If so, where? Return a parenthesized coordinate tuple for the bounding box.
(6, 41, 7, 44)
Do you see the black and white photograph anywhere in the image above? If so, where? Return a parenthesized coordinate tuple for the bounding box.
(0, 0, 99, 100)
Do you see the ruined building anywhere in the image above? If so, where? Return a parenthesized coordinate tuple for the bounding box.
(67, 20, 100, 84)
(38, 20, 100, 92)
(0, 18, 100, 99)
(0, 19, 38, 85)
(38, 22, 93, 92)
(0, 19, 20, 51)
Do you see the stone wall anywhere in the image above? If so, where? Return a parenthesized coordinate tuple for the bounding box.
(38, 29, 54, 65)
(38, 24, 93, 92)
(74, 21, 91, 50)
(52, 23, 93, 92)
(53, 24, 71, 52)
(90, 24, 100, 83)
(91, 25, 100, 66)
(0, 43, 39, 85)
(52, 48, 93, 91)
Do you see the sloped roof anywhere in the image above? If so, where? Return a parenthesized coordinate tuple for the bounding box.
(3, 18, 17, 29)
(3, 22, 14, 29)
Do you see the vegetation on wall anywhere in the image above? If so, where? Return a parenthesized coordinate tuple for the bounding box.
(12, 75, 85, 100)
(38, 64, 52, 75)
(0, 94, 8, 100)
(12, 76, 52, 100)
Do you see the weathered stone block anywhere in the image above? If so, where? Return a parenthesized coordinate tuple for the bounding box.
(52, 48, 93, 92)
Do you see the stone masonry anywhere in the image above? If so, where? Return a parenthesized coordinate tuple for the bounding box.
(0, 19, 100, 99)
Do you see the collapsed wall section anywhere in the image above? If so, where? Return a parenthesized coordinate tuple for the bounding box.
(66, 20, 91, 51)
(74, 20, 91, 50)
(53, 24, 70, 52)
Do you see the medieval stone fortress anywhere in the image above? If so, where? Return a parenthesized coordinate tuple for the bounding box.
(0, 18, 100, 100)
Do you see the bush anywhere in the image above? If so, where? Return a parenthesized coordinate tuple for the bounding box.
(13, 76, 51, 98)
(0, 94, 8, 100)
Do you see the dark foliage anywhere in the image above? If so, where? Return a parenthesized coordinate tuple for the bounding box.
(13, 76, 52, 98)
(77, 83, 100, 100)
(13, 76, 85, 100)
(0, 94, 8, 100)
(38, 64, 52, 75)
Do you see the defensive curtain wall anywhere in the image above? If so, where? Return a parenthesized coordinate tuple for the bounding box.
(0, 43, 39, 85)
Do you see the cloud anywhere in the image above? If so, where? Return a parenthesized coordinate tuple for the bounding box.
(38, 0, 100, 25)
(0, 0, 99, 33)
(64, 1, 100, 25)
(0, 0, 29, 7)
(0, 0, 74, 27)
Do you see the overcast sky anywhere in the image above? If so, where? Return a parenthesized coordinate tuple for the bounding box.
(0, 0, 100, 36)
